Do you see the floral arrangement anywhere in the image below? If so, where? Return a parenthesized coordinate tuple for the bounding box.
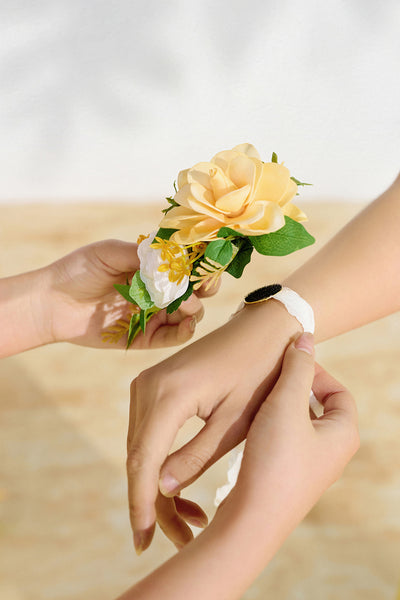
(103, 143, 315, 348)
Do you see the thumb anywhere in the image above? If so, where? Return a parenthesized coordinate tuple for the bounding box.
(268, 332, 315, 414)
(92, 239, 139, 274)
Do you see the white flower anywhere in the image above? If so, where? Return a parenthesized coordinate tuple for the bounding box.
(137, 232, 190, 309)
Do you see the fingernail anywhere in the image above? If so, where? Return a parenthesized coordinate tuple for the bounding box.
(189, 316, 197, 332)
(134, 531, 144, 556)
(159, 474, 180, 496)
(294, 332, 314, 356)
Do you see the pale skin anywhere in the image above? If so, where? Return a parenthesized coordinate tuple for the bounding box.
(0, 238, 217, 530)
(0, 238, 220, 358)
(118, 334, 359, 600)
(127, 173, 400, 553)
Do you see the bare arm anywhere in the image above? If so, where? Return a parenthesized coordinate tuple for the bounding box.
(126, 174, 400, 552)
(284, 173, 400, 341)
(120, 337, 359, 600)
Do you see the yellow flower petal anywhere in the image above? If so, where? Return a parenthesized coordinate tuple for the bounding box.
(246, 201, 285, 234)
(209, 166, 236, 201)
(278, 177, 298, 207)
(228, 155, 259, 190)
(187, 162, 215, 191)
(215, 184, 251, 214)
(232, 143, 261, 159)
(171, 218, 221, 245)
(160, 205, 205, 228)
(211, 149, 241, 172)
(177, 168, 189, 189)
(283, 202, 308, 222)
(254, 162, 294, 205)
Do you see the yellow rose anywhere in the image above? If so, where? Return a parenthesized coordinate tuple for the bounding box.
(159, 143, 307, 245)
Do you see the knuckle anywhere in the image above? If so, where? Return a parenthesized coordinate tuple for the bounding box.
(126, 444, 146, 474)
(180, 449, 210, 477)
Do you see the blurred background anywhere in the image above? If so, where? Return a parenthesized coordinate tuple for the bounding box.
(0, 2, 399, 600)
(0, 0, 399, 204)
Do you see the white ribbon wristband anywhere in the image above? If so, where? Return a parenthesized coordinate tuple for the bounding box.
(214, 285, 317, 506)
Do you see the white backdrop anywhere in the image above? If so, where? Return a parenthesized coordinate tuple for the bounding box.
(0, 0, 399, 203)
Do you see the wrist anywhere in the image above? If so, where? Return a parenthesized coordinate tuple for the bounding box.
(0, 267, 54, 357)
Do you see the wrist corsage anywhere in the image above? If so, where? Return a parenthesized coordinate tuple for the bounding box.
(103, 143, 315, 348)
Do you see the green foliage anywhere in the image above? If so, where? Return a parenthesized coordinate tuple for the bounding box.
(139, 306, 160, 334)
(226, 238, 254, 278)
(166, 282, 194, 314)
(271, 152, 278, 163)
(291, 176, 312, 187)
(249, 217, 315, 256)
(162, 196, 180, 215)
(129, 271, 154, 310)
(204, 239, 234, 266)
(217, 226, 245, 239)
(113, 283, 134, 303)
(155, 227, 178, 240)
(126, 313, 141, 349)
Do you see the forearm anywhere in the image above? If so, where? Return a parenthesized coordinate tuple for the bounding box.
(117, 493, 291, 600)
(283, 174, 400, 342)
(0, 268, 53, 358)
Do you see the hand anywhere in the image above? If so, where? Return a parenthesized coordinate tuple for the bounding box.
(230, 333, 359, 532)
(42, 239, 214, 349)
(117, 334, 359, 600)
(126, 298, 303, 553)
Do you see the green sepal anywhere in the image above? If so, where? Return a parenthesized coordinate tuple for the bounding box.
(155, 227, 178, 240)
(204, 239, 234, 266)
(226, 238, 254, 278)
(129, 271, 154, 310)
(126, 313, 141, 349)
(271, 152, 278, 163)
(113, 283, 135, 303)
(217, 227, 245, 239)
(291, 176, 312, 187)
(166, 282, 194, 314)
(249, 216, 315, 256)
(162, 196, 180, 215)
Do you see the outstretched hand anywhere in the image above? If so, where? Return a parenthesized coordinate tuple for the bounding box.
(43, 239, 216, 349)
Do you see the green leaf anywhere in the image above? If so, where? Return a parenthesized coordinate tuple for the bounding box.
(129, 271, 154, 310)
(166, 282, 194, 314)
(249, 217, 315, 256)
(113, 283, 135, 303)
(271, 152, 278, 163)
(155, 227, 178, 240)
(226, 238, 254, 278)
(126, 313, 141, 349)
(217, 226, 246, 239)
(204, 239, 234, 266)
(291, 176, 312, 187)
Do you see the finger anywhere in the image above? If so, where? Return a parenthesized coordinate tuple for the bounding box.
(92, 239, 139, 274)
(267, 333, 315, 414)
(148, 316, 197, 348)
(160, 406, 247, 496)
(176, 293, 205, 323)
(312, 363, 358, 427)
(127, 378, 193, 554)
(174, 496, 208, 528)
(194, 277, 221, 298)
(155, 493, 194, 550)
